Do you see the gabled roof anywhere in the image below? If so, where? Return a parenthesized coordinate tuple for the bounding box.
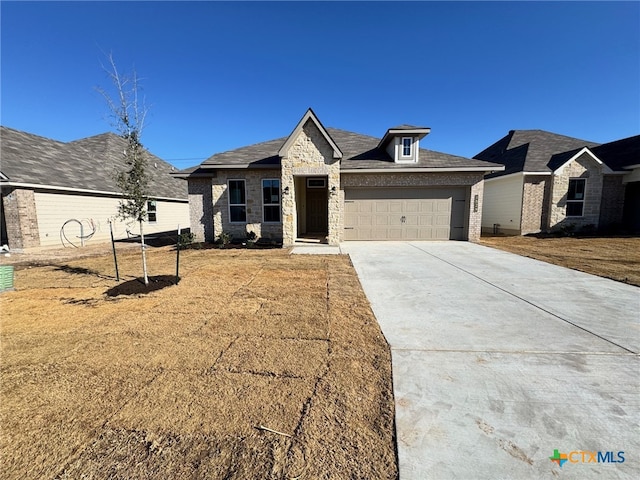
(278, 108, 342, 159)
(0, 126, 187, 200)
(474, 129, 600, 177)
(378, 125, 431, 150)
(177, 122, 501, 175)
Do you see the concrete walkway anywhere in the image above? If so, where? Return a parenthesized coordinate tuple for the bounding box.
(342, 241, 639, 480)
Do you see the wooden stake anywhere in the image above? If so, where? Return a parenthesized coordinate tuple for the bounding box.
(175, 224, 181, 284)
(255, 425, 292, 438)
(109, 220, 120, 281)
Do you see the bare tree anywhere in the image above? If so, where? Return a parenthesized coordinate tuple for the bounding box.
(97, 53, 150, 285)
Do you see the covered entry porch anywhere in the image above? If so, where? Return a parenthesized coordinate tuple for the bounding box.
(293, 176, 330, 243)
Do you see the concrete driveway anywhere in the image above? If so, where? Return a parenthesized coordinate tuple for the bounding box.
(341, 241, 639, 480)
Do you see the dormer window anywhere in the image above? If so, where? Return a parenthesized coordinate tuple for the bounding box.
(402, 137, 413, 157)
(378, 125, 431, 164)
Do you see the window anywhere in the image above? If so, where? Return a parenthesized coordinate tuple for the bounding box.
(228, 180, 246, 222)
(402, 137, 412, 157)
(262, 179, 281, 223)
(567, 178, 586, 217)
(147, 200, 157, 222)
(307, 178, 326, 188)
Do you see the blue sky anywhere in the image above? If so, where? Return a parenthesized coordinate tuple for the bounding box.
(2, 1, 639, 169)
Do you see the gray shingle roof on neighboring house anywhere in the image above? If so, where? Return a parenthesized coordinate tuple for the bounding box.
(177, 127, 501, 174)
(1, 126, 187, 200)
(474, 130, 600, 178)
(590, 135, 640, 171)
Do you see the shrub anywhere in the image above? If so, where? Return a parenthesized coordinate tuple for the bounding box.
(178, 232, 195, 248)
(217, 231, 233, 248)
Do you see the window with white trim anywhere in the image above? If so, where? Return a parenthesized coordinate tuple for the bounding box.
(566, 178, 586, 217)
(262, 179, 281, 223)
(402, 137, 412, 157)
(228, 180, 246, 222)
(147, 200, 157, 222)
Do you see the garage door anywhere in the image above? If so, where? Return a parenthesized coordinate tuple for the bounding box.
(344, 187, 467, 240)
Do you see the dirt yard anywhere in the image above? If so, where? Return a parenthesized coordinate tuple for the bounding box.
(0, 245, 397, 479)
(480, 235, 640, 287)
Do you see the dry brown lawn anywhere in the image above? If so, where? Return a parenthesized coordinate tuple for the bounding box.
(0, 246, 397, 479)
(480, 235, 640, 286)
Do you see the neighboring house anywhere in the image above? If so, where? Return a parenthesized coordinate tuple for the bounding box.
(175, 109, 503, 246)
(0, 126, 189, 250)
(474, 130, 640, 235)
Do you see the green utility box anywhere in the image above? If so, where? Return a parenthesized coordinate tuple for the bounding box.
(0, 265, 15, 292)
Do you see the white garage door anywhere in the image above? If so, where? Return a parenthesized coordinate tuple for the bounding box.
(344, 187, 467, 240)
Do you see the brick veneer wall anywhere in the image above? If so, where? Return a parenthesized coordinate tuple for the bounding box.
(549, 152, 603, 230)
(340, 172, 485, 241)
(521, 177, 547, 234)
(599, 175, 625, 229)
(213, 169, 284, 242)
(1, 187, 40, 249)
(188, 178, 214, 242)
(280, 120, 341, 246)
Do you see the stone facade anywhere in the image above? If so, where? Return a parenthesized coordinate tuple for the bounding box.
(520, 177, 548, 235)
(280, 120, 341, 246)
(1, 187, 40, 250)
(598, 175, 625, 229)
(549, 152, 603, 231)
(341, 172, 485, 241)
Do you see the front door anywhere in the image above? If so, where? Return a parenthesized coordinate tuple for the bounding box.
(306, 187, 328, 233)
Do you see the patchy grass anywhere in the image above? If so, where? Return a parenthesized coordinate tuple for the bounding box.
(480, 235, 640, 286)
(0, 246, 397, 479)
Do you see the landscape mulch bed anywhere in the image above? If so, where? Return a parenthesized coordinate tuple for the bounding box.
(480, 235, 640, 287)
(0, 246, 398, 479)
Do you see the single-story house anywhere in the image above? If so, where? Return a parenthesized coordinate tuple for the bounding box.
(174, 109, 503, 246)
(0, 126, 189, 250)
(473, 130, 640, 235)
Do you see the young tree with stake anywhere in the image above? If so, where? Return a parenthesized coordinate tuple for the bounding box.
(97, 54, 150, 285)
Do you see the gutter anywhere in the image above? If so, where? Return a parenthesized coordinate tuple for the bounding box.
(340, 166, 504, 174)
(0, 181, 187, 202)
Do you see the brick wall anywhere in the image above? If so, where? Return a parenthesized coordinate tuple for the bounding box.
(599, 175, 625, 229)
(521, 177, 547, 234)
(188, 178, 214, 242)
(1, 187, 40, 250)
(212, 169, 283, 242)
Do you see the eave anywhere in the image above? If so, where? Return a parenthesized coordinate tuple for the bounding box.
(377, 127, 431, 150)
(0, 181, 187, 202)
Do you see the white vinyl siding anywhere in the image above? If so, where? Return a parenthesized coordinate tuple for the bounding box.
(481, 175, 524, 234)
(33, 191, 188, 247)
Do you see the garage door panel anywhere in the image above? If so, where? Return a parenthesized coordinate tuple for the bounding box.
(404, 214, 419, 226)
(418, 216, 434, 226)
(435, 227, 450, 239)
(344, 188, 467, 241)
(435, 214, 450, 226)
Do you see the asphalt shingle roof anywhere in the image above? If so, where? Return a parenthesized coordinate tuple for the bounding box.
(474, 130, 600, 178)
(1, 126, 187, 199)
(590, 135, 640, 171)
(186, 127, 500, 172)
